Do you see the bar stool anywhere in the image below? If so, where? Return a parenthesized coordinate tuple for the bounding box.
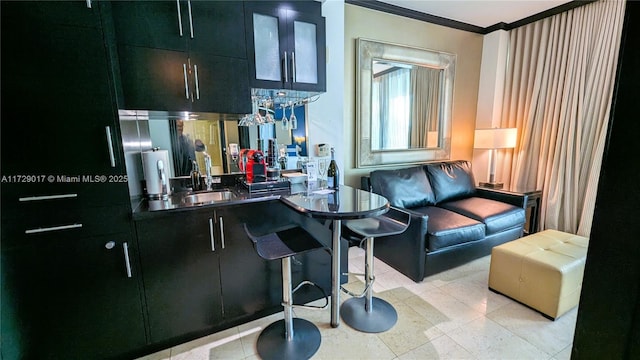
(243, 224, 329, 360)
(340, 207, 411, 333)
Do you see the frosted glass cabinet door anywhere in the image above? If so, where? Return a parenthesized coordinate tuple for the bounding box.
(293, 20, 318, 84)
(253, 13, 281, 82)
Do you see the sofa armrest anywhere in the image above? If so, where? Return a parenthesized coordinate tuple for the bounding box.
(373, 207, 429, 282)
(475, 188, 528, 209)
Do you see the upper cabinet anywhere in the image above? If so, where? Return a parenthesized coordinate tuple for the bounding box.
(245, 1, 326, 92)
(110, 1, 251, 113)
(110, 1, 246, 58)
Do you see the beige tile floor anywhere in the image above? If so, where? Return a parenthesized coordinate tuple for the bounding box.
(138, 247, 578, 360)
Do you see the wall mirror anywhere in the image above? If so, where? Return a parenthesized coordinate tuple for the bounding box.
(119, 110, 307, 178)
(356, 38, 456, 167)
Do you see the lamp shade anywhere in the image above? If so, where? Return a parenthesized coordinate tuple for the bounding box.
(474, 128, 517, 149)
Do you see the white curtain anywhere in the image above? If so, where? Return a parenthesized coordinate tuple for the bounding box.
(372, 68, 411, 150)
(500, 0, 625, 235)
(410, 67, 441, 148)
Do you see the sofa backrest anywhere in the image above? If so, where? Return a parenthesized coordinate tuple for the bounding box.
(369, 166, 436, 209)
(424, 160, 476, 203)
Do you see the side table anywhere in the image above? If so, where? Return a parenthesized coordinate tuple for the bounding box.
(477, 185, 542, 235)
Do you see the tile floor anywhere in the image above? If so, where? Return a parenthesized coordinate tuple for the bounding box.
(138, 247, 578, 360)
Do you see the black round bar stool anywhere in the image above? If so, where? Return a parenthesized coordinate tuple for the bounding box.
(340, 207, 411, 333)
(243, 224, 329, 360)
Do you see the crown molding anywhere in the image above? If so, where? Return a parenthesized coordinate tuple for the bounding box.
(345, 0, 598, 34)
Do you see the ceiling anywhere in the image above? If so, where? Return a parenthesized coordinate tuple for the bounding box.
(377, 0, 572, 28)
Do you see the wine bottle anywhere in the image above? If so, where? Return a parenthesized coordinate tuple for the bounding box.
(326, 147, 339, 190)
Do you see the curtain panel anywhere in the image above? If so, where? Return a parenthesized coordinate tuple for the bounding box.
(500, 0, 625, 235)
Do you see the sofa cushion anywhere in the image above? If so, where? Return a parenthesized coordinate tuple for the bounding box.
(425, 161, 476, 204)
(439, 197, 525, 235)
(370, 166, 436, 208)
(412, 206, 485, 251)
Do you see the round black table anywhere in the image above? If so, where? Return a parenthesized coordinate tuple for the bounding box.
(280, 184, 389, 327)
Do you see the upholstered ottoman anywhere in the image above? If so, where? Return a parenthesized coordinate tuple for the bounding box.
(488, 229, 589, 319)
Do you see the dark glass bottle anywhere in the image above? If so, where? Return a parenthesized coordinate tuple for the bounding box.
(190, 159, 202, 191)
(326, 147, 339, 190)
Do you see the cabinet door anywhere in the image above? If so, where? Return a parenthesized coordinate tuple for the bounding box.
(188, 0, 247, 58)
(117, 45, 193, 111)
(0, 233, 146, 360)
(217, 206, 281, 320)
(1, 2, 125, 176)
(189, 54, 251, 114)
(136, 211, 223, 343)
(287, 10, 326, 92)
(245, 2, 288, 89)
(245, 1, 326, 92)
(110, 0, 188, 51)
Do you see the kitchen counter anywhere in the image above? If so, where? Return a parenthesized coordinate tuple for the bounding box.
(131, 179, 296, 220)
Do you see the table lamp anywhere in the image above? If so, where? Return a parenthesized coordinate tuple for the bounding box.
(474, 128, 517, 189)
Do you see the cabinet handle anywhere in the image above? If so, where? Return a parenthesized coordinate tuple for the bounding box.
(123, 242, 132, 278)
(183, 63, 190, 99)
(19, 194, 78, 202)
(291, 52, 296, 83)
(105, 241, 116, 250)
(25, 223, 82, 234)
(176, 0, 183, 37)
(219, 216, 225, 249)
(187, 0, 194, 39)
(209, 217, 216, 252)
(86, 0, 92, 9)
(194, 64, 200, 100)
(283, 52, 288, 83)
(105, 126, 116, 168)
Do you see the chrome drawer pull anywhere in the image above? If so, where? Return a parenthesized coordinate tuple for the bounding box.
(219, 216, 225, 249)
(123, 242, 132, 278)
(187, 0, 194, 38)
(25, 223, 82, 234)
(209, 217, 215, 251)
(176, 0, 183, 37)
(183, 63, 190, 99)
(19, 194, 78, 202)
(105, 126, 116, 167)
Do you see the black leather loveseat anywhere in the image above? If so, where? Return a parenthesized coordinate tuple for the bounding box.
(360, 160, 526, 282)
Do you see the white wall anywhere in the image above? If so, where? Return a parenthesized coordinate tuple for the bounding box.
(343, 4, 484, 187)
(472, 30, 510, 185)
(306, 0, 346, 183)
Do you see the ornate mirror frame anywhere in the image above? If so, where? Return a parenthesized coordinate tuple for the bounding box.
(356, 38, 456, 167)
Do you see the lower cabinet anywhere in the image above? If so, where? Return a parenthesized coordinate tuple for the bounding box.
(0, 232, 146, 360)
(134, 200, 334, 347)
(135, 210, 224, 343)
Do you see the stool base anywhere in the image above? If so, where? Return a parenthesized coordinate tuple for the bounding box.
(340, 297, 397, 333)
(256, 318, 321, 360)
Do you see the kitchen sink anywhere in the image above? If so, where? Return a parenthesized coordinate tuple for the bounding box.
(181, 190, 236, 204)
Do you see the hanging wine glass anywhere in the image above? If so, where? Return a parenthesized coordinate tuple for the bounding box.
(281, 104, 289, 130)
(289, 102, 298, 130)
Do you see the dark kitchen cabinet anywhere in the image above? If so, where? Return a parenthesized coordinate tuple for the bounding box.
(111, 0, 251, 113)
(0, 232, 146, 360)
(1, 3, 145, 359)
(218, 201, 333, 319)
(117, 45, 250, 113)
(136, 210, 224, 343)
(217, 205, 281, 319)
(110, 0, 246, 58)
(245, 1, 326, 92)
(1, 1, 127, 179)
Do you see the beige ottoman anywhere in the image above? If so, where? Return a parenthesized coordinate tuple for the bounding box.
(488, 229, 589, 319)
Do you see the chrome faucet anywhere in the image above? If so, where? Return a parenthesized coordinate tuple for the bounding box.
(204, 153, 213, 191)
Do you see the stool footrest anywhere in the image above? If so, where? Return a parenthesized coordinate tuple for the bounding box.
(340, 272, 375, 298)
(290, 280, 329, 310)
